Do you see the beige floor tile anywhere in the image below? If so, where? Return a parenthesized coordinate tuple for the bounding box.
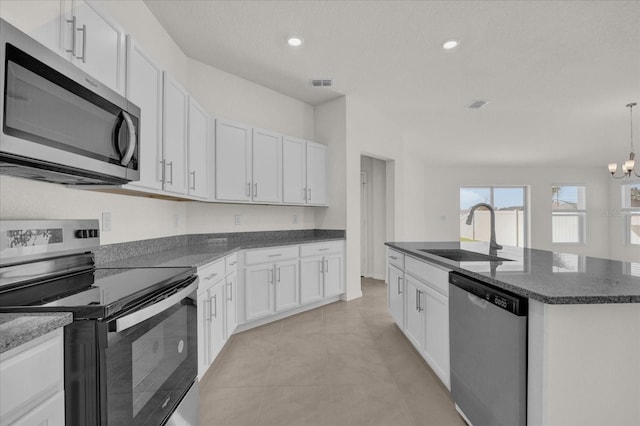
(332, 383, 416, 426)
(266, 353, 330, 386)
(275, 333, 327, 357)
(199, 386, 265, 426)
(281, 310, 324, 335)
(256, 385, 335, 426)
(327, 347, 395, 385)
(207, 351, 274, 387)
(323, 312, 369, 334)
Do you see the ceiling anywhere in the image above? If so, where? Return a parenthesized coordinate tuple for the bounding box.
(144, 0, 640, 167)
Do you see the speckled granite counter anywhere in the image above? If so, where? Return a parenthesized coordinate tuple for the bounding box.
(97, 229, 345, 268)
(0, 313, 72, 354)
(386, 241, 640, 304)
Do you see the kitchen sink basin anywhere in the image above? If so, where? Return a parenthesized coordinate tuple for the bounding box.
(418, 249, 513, 262)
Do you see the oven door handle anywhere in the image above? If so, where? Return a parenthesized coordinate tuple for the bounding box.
(114, 281, 198, 332)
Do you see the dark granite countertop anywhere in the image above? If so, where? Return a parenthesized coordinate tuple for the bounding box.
(97, 231, 345, 268)
(386, 241, 640, 304)
(0, 312, 72, 354)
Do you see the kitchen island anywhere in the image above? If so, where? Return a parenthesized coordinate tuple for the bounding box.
(386, 241, 640, 426)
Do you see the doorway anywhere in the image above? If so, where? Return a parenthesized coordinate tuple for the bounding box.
(360, 155, 388, 280)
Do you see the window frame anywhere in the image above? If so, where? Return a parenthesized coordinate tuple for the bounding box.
(621, 182, 640, 246)
(551, 184, 587, 245)
(459, 185, 529, 248)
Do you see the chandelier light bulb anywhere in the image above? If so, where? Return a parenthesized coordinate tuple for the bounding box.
(608, 163, 618, 174)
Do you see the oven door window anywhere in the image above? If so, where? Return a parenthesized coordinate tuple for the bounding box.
(105, 295, 196, 426)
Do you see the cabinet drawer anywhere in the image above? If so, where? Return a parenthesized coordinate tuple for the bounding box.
(300, 241, 344, 257)
(0, 329, 63, 425)
(198, 259, 225, 292)
(405, 256, 450, 295)
(245, 246, 298, 265)
(387, 248, 405, 269)
(225, 253, 238, 274)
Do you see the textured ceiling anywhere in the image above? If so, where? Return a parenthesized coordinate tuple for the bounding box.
(144, 0, 640, 167)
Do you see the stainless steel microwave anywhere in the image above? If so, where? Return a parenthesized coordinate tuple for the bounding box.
(0, 19, 140, 185)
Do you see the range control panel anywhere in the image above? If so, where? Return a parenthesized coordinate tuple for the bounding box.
(0, 219, 100, 266)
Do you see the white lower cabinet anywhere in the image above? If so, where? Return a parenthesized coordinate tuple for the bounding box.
(387, 264, 404, 327)
(274, 260, 299, 311)
(245, 259, 299, 321)
(299, 241, 345, 304)
(225, 270, 238, 339)
(196, 259, 227, 379)
(0, 328, 65, 426)
(300, 256, 324, 304)
(323, 254, 344, 297)
(388, 253, 451, 389)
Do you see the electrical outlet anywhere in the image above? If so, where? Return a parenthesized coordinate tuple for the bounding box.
(102, 212, 111, 232)
(234, 215, 242, 225)
(292, 214, 298, 224)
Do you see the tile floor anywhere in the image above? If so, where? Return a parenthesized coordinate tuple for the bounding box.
(199, 277, 466, 426)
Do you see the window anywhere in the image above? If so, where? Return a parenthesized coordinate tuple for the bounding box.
(460, 186, 527, 247)
(622, 183, 640, 245)
(551, 185, 586, 244)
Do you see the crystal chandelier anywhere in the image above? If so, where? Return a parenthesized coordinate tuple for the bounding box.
(609, 102, 638, 178)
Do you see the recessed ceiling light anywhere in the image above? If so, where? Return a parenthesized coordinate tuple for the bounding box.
(287, 36, 303, 47)
(442, 39, 460, 50)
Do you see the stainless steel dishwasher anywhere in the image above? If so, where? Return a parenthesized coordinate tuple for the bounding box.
(449, 272, 528, 426)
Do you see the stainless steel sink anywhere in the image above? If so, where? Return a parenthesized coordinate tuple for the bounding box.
(418, 249, 513, 262)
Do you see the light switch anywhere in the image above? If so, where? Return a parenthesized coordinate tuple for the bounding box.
(102, 212, 112, 232)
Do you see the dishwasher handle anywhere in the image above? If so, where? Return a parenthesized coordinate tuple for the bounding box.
(449, 271, 527, 316)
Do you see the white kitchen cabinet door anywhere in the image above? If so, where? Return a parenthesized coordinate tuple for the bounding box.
(215, 119, 251, 201)
(68, 0, 125, 94)
(162, 73, 188, 195)
(323, 254, 344, 298)
(282, 136, 307, 204)
(208, 283, 226, 362)
(124, 37, 163, 191)
(225, 271, 237, 338)
(244, 264, 274, 321)
(274, 260, 299, 312)
(388, 265, 404, 328)
(300, 257, 324, 304)
(10, 391, 64, 426)
(424, 285, 450, 388)
(404, 276, 425, 352)
(196, 290, 209, 379)
(187, 97, 210, 199)
(306, 141, 327, 205)
(0, 1, 63, 56)
(252, 128, 281, 203)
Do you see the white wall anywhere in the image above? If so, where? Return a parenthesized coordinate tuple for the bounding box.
(420, 166, 611, 258)
(0, 0, 322, 244)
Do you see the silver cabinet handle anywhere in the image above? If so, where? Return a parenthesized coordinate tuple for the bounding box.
(210, 294, 217, 319)
(115, 281, 198, 332)
(389, 256, 398, 260)
(303, 187, 307, 201)
(318, 248, 329, 252)
(397, 277, 402, 294)
(277, 267, 281, 282)
(308, 188, 311, 201)
(204, 273, 218, 280)
(319, 260, 324, 273)
(268, 269, 273, 284)
(166, 161, 174, 184)
(418, 290, 424, 312)
(324, 259, 329, 272)
(254, 182, 258, 198)
(204, 299, 211, 322)
(226, 281, 233, 301)
(190, 171, 196, 190)
(416, 288, 419, 312)
(65, 16, 77, 55)
(246, 182, 251, 197)
(77, 24, 87, 63)
(118, 111, 137, 166)
(160, 160, 165, 183)
(268, 254, 282, 258)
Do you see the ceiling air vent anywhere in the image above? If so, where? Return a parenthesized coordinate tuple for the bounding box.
(466, 100, 489, 110)
(311, 79, 333, 87)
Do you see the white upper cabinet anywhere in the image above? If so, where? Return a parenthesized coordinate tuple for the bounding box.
(0, 1, 63, 56)
(306, 141, 327, 205)
(216, 119, 252, 202)
(252, 128, 282, 203)
(124, 37, 163, 191)
(64, 0, 125, 94)
(187, 98, 210, 199)
(162, 73, 188, 195)
(282, 136, 307, 204)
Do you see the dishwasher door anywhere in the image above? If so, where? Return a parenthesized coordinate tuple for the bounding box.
(449, 272, 527, 426)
